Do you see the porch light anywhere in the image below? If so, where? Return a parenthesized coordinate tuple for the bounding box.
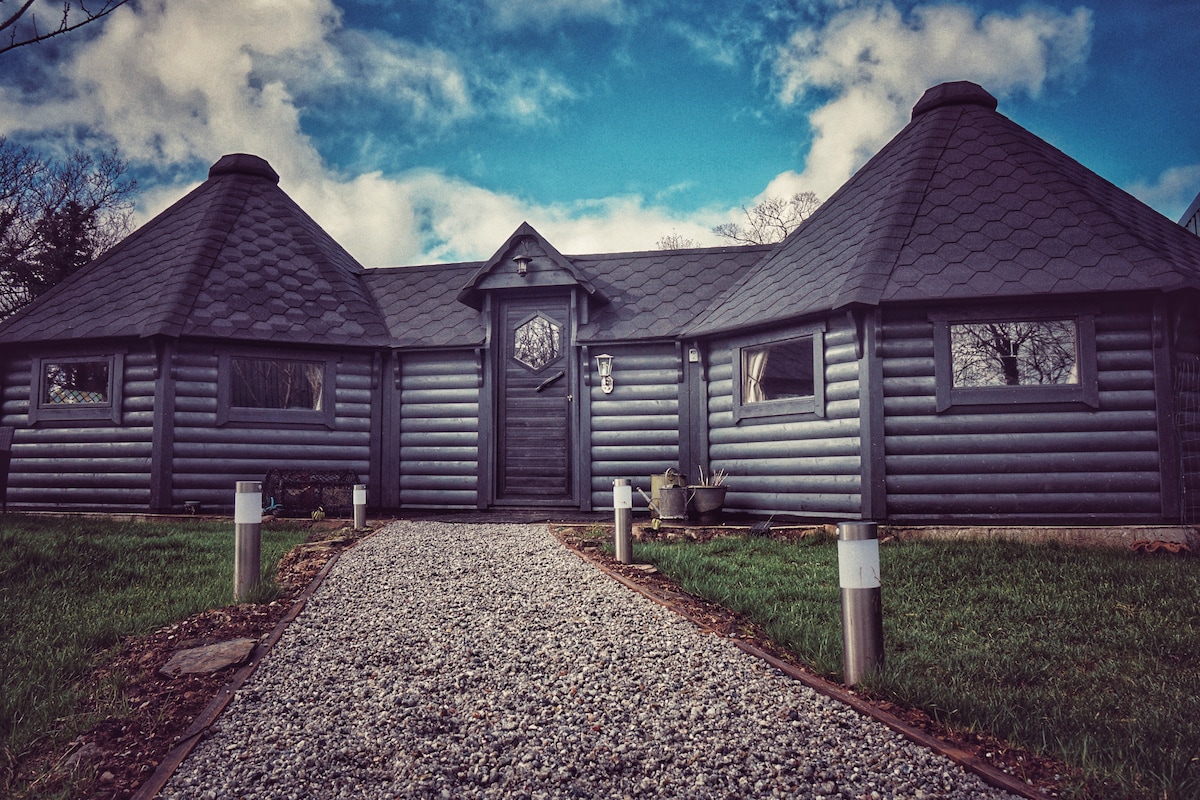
(596, 353, 614, 394)
(513, 240, 532, 276)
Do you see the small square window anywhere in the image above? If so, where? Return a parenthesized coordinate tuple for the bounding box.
(932, 311, 1097, 410)
(732, 325, 825, 421)
(29, 354, 123, 424)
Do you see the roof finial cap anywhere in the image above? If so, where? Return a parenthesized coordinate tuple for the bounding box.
(911, 81, 998, 119)
(208, 153, 280, 183)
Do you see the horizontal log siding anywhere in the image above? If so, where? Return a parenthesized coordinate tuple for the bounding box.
(707, 316, 862, 517)
(882, 303, 1162, 521)
(170, 346, 373, 510)
(397, 351, 480, 508)
(1174, 297, 1200, 523)
(588, 345, 681, 509)
(1, 346, 155, 509)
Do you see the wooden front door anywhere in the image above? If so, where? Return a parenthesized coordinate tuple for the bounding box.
(496, 296, 574, 504)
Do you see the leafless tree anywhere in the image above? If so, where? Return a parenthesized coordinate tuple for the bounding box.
(712, 191, 821, 245)
(655, 230, 698, 250)
(951, 320, 1078, 387)
(1, 0, 130, 54)
(0, 138, 137, 318)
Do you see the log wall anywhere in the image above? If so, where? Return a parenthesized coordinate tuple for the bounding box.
(881, 301, 1163, 521)
(706, 315, 863, 517)
(169, 344, 373, 511)
(396, 350, 481, 508)
(1, 345, 155, 510)
(586, 343, 681, 509)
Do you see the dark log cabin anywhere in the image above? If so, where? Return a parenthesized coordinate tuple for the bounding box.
(3, 81, 1198, 524)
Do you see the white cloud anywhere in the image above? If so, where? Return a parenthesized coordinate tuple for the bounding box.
(485, 0, 626, 30)
(770, 2, 1093, 199)
(1128, 163, 1200, 222)
(0, 0, 687, 267)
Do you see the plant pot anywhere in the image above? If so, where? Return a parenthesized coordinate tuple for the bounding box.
(688, 485, 727, 521)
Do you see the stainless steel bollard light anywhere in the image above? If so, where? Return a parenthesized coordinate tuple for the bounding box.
(613, 478, 632, 564)
(234, 481, 262, 602)
(353, 483, 367, 530)
(838, 520, 884, 685)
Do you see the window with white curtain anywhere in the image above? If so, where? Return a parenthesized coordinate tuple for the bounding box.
(731, 324, 825, 421)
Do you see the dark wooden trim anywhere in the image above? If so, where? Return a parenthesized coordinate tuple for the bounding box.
(683, 340, 709, 483)
(380, 350, 401, 508)
(1153, 297, 1182, 520)
(150, 337, 177, 512)
(366, 350, 383, 509)
(477, 297, 494, 510)
(860, 308, 887, 520)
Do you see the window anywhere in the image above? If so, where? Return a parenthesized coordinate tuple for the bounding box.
(231, 357, 324, 410)
(219, 353, 335, 426)
(513, 313, 563, 372)
(932, 311, 1097, 410)
(29, 354, 123, 424)
(731, 325, 825, 421)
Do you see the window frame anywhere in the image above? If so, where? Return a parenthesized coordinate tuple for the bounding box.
(29, 352, 124, 424)
(931, 307, 1098, 412)
(218, 351, 337, 428)
(730, 322, 826, 422)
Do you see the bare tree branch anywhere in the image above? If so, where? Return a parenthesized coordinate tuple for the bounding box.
(1, 0, 130, 55)
(712, 191, 821, 245)
(655, 230, 698, 250)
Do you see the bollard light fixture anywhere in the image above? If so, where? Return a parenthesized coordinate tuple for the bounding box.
(596, 353, 614, 394)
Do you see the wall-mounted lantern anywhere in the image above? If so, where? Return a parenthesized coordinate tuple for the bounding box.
(595, 353, 614, 394)
(512, 240, 532, 276)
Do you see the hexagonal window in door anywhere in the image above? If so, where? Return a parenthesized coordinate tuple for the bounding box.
(514, 313, 563, 371)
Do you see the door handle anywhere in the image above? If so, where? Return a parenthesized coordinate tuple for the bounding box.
(535, 370, 566, 393)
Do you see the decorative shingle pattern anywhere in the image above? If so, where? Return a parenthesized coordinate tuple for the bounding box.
(363, 263, 487, 348)
(688, 82, 1200, 337)
(0, 155, 391, 347)
(573, 245, 771, 342)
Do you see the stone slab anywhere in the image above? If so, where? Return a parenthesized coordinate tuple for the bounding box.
(159, 638, 257, 677)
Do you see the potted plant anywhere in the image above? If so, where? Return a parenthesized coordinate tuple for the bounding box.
(689, 465, 727, 521)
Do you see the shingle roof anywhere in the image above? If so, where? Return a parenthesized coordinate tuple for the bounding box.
(362, 262, 486, 348)
(688, 81, 1200, 337)
(0, 154, 391, 347)
(362, 243, 770, 348)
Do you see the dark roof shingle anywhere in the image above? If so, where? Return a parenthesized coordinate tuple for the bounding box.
(0, 154, 391, 347)
(688, 81, 1200, 337)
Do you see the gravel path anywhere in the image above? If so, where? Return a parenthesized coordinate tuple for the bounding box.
(162, 521, 1021, 800)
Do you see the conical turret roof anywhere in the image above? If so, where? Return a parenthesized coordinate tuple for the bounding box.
(0, 153, 391, 346)
(689, 81, 1200, 337)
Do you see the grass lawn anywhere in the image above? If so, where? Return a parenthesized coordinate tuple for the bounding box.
(0, 514, 308, 792)
(635, 533, 1200, 800)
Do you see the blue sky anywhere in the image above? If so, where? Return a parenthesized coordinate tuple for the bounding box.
(2, 0, 1196, 267)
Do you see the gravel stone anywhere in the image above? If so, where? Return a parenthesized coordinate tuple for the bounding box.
(161, 521, 1022, 799)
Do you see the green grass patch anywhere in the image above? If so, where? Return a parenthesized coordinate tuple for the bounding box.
(635, 534, 1200, 800)
(0, 514, 307, 774)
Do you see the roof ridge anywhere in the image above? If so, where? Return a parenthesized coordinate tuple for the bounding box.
(832, 105, 964, 307)
(144, 175, 256, 338)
